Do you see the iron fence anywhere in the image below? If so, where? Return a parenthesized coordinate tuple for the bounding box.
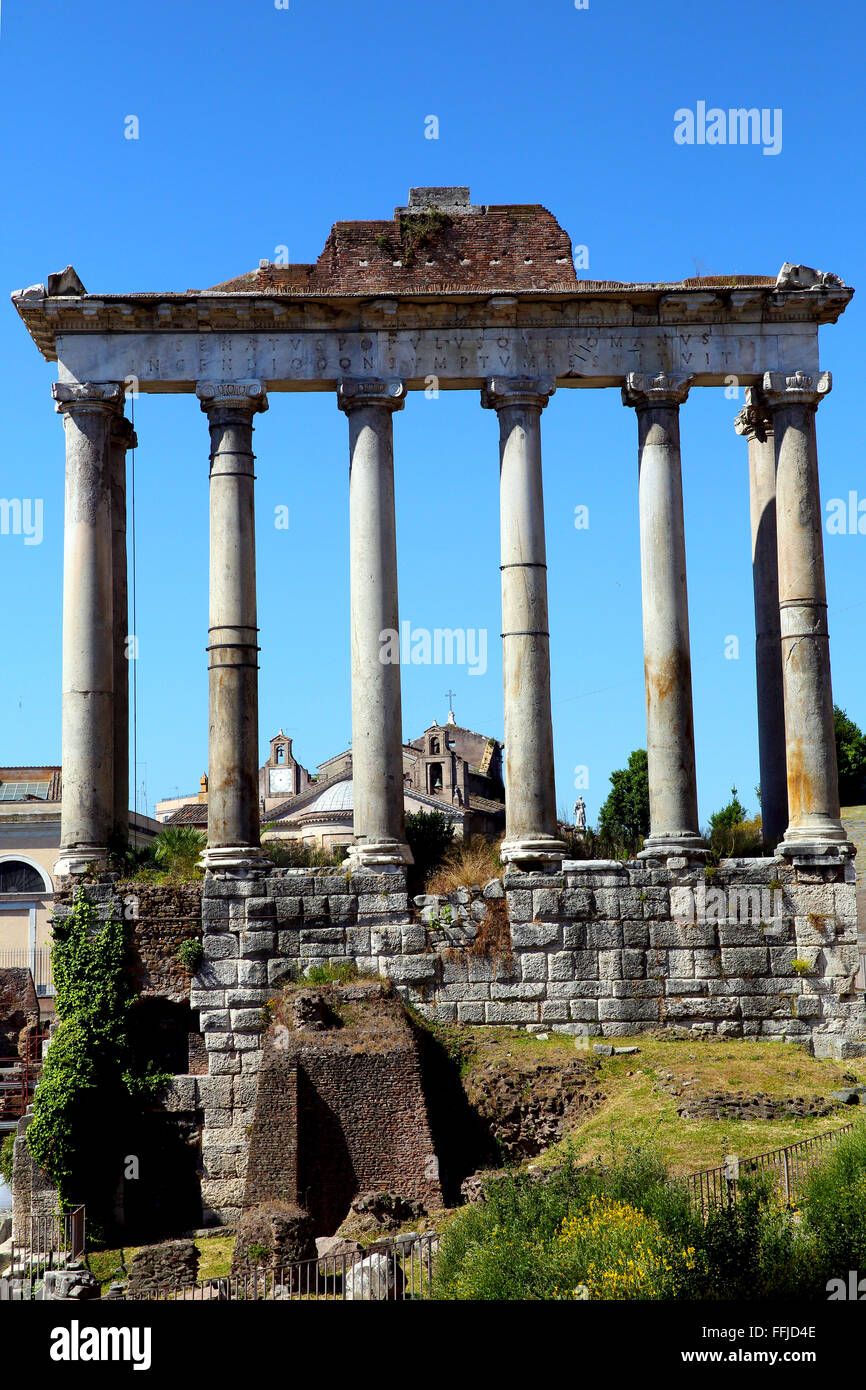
(125, 1231, 440, 1301)
(685, 1123, 857, 1214)
(8, 1206, 86, 1294)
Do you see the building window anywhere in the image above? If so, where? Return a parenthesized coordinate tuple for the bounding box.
(430, 737, 440, 755)
(0, 860, 46, 894)
(429, 763, 443, 793)
(276, 746, 286, 764)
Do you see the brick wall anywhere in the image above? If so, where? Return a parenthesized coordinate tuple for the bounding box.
(0, 967, 39, 1059)
(242, 982, 442, 1234)
(219, 204, 578, 297)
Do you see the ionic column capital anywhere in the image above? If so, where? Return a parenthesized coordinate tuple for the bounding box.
(52, 381, 124, 416)
(481, 376, 555, 412)
(622, 372, 693, 409)
(734, 387, 773, 442)
(196, 380, 268, 417)
(337, 378, 406, 413)
(761, 370, 832, 411)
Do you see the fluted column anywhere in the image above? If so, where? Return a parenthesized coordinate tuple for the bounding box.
(762, 370, 848, 855)
(109, 414, 136, 850)
(622, 372, 707, 860)
(197, 381, 268, 870)
(481, 377, 564, 867)
(52, 381, 124, 876)
(338, 379, 412, 868)
(735, 391, 787, 847)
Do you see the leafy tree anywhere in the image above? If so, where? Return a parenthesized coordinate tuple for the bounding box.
(597, 750, 650, 855)
(405, 809, 456, 895)
(707, 788, 763, 858)
(834, 705, 866, 806)
(708, 787, 749, 834)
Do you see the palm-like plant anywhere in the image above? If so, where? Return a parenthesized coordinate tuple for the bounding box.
(152, 826, 206, 879)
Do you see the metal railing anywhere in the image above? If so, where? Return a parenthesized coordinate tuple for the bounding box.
(8, 1206, 86, 1295)
(0, 1031, 44, 1121)
(685, 1123, 857, 1214)
(125, 1232, 440, 1301)
(0, 947, 54, 996)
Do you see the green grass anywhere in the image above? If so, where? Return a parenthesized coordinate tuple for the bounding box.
(86, 1233, 235, 1291)
(526, 1034, 866, 1173)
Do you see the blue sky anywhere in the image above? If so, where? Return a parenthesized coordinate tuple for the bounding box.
(1, 0, 864, 825)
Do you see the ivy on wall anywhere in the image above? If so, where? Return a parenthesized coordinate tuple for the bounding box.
(27, 890, 170, 1220)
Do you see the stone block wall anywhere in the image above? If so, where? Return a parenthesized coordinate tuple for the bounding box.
(185, 856, 865, 1222)
(126, 1239, 199, 1297)
(27, 857, 866, 1227)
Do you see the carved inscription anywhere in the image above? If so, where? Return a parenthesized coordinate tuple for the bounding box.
(55, 323, 820, 390)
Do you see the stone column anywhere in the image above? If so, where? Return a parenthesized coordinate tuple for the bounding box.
(109, 415, 136, 851)
(481, 377, 564, 866)
(338, 379, 412, 868)
(52, 382, 124, 877)
(735, 391, 787, 848)
(197, 381, 268, 870)
(622, 372, 707, 860)
(761, 370, 848, 855)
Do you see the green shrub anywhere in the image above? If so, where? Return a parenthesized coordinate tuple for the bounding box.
(430, 1140, 833, 1301)
(261, 838, 343, 868)
(431, 1144, 701, 1301)
(176, 938, 204, 973)
(686, 1170, 805, 1300)
(26, 890, 170, 1218)
(706, 788, 765, 858)
(152, 826, 206, 879)
(801, 1124, 866, 1276)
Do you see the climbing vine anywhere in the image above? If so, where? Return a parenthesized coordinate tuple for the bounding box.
(27, 890, 169, 1215)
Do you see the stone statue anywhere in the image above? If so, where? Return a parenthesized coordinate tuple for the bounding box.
(573, 796, 586, 831)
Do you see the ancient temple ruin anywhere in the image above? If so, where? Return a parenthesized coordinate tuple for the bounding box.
(11, 185, 857, 875)
(12, 189, 866, 1229)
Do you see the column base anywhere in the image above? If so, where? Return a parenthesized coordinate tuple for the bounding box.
(200, 845, 271, 872)
(778, 824, 855, 866)
(500, 835, 566, 868)
(344, 838, 413, 869)
(637, 833, 710, 864)
(53, 847, 110, 878)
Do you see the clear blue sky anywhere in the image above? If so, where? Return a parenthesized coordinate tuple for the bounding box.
(1, 0, 864, 825)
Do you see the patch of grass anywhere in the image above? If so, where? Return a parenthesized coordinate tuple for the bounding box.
(85, 1245, 141, 1291)
(426, 836, 503, 894)
(294, 961, 360, 987)
(194, 1233, 235, 1280)
(529, 1035, 866, 1173)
